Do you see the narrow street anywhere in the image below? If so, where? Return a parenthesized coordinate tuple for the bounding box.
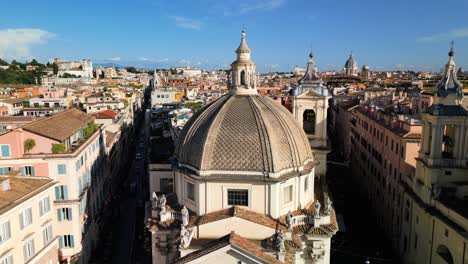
(328, 162, 397, 264)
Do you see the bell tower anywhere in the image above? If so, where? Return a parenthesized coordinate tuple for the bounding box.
(416, 46, 468, 203)
(230, 30, 257, 95)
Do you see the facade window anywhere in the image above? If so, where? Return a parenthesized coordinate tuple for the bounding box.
(160, 178, 173, 194)
(55, 185, 69, 200)
(57, 208, 73, 221)
(59, 235, 74, 248)
(0, 255, 13, 264)
(0, 221, 11, 244)
(0, 167, 12, 175)
(186, 182, 195, 201)
(19, 207, 33, 229)
(283, 185, 293, 204)
(23, 238, 35, 260)
(303, 110, 316, 134)
(414, 233, 418, 249)
(39, 196, 50, 216)
(20, 166, 35, 176)
(42, 224, 53, 246)
(0, 145, 10, 158)
(57, 164, 67, 175)
(227, 189, 249, 206)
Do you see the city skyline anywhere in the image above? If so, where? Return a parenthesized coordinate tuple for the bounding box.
(1, 0, 468, 72)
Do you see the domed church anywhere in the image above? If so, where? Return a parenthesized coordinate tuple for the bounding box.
(147, 31, 337, 264)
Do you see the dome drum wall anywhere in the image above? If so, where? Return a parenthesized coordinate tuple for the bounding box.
(175, 168, 315, 218)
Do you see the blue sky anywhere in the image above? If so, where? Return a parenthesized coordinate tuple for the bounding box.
(0, 0, 467, 72)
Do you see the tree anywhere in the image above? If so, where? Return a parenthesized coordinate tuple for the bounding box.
(52, 62, 59, 75)
(51, 143, 66, 154)
(0, 58, 8, 66)
(83, 121, 98, 139)
(24, 138, 36, 153)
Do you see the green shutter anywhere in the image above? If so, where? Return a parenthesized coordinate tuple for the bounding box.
(59, 236, 64, 248)
(63, 186, 68, 200)
(55, 186, 60, 200)
(57, 209, 62, 221)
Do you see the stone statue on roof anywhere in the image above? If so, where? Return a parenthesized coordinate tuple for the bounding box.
(313, 199, 321, 218)
(181, 206, 189, 226)
(179, 224, 194, 249)
(159, 194, 167, 211)
(274, 230, 286, 252)
(152, 192, 158, 209)
(324, 196, 332, 215)
(285, 211, 293, 229)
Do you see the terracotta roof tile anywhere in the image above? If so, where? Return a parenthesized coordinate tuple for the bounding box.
(22, 108, 94, 141)
(0, 176, 55, 215)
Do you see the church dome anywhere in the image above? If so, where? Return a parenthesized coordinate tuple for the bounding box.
(345, 52, 358, 70)
(175, 93, 314, 177)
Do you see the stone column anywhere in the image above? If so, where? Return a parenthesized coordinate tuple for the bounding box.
(430, 125, 441, 159)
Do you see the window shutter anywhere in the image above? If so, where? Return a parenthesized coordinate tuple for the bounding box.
(63, 186, 68, 200)
(45, 197, 50, 212)
(1, 145, 10, 157)
(69, 209, 72, 220)
(7, 221, 11, 239)
(19, 212, 24, 229)
(57, 209, 62, 221)
(23, 243, 27, 258)
(20, 166, 26, 176)
(39, 200, 43, 216)
(55, 186, 59, 200)
(70, 235, 74, 247)
(59, 236, 64, 248)
(31, 166, 35, 176)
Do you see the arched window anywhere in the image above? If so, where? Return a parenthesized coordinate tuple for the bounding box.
(240, 70, 246, 86)
(437, 245, 453, 264)
(303, 110, 316, 134)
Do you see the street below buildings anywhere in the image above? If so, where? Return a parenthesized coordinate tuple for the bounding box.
(328, 162, 398, 264)
(90, 107, 150, 264)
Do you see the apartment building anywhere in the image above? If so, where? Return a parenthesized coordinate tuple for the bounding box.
(347, 49, 468, 263)
(0, 109, 107, 263)
(398, 49, 468, 264)
(0, 175, 58, 264)
(350, 105, 422, 249)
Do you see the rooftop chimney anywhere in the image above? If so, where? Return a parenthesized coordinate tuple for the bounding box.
(2, 179, 11, 191)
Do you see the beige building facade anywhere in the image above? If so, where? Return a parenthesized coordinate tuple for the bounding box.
(0, 176, 59, 264)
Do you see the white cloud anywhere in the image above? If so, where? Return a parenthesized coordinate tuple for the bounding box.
(224, 0, 285, 16)
(417, 27, 468, 42)
(109, 57, 121, 61)
(137, 57, 169, 63)
(177, 59, 191, 65)
(171, 16, 202, 30)
(0, 28, 55, 60)
(265, 63, 280, 69)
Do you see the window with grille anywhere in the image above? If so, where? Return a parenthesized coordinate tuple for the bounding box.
(227, 189, 248, 206)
